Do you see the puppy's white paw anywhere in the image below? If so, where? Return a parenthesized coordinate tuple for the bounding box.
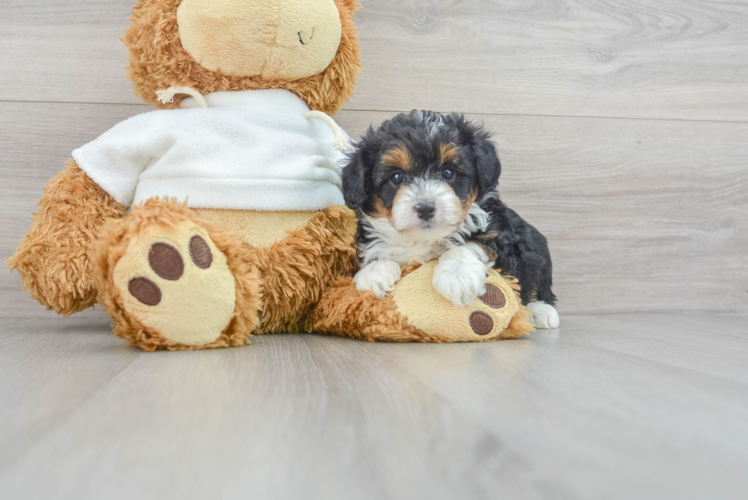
(527, 301, 560, 329)
(354, 260, 402, 298)
(433, 245, 490, 308)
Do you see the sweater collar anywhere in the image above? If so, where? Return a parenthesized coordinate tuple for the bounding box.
(180, 89, 311, 114)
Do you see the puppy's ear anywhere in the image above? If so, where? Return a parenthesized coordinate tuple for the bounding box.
(342, 149, 368, 209)
(474, 138, 501, 195)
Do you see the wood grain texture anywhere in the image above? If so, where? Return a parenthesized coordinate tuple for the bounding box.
(1, 313, 747, 500)
(3, 102, 747, 317)
(353, 0, 748, 121)
(1, 0, 747, 121)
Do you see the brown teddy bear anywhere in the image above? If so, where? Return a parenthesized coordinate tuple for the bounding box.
(8, 0, 532, 350)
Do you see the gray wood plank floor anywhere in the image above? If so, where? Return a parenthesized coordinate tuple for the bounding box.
(1, 313, 747, 500)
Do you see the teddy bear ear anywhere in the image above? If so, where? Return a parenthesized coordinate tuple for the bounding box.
(335, 0, 362, 13)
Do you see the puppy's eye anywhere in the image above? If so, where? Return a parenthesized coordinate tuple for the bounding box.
(441, 167, 455, 181)
(390, 172, 404, 186)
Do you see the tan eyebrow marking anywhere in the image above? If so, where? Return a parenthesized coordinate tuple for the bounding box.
(439, 143, 459, 165)
(373, 196, 392, 219)
(461, 188, 478, 212)
(381, 145, 412, 171)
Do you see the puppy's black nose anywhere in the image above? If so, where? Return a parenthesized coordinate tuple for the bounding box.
(416, 202, 436, 221)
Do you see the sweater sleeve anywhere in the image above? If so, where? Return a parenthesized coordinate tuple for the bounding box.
(71, 112, 158, 208)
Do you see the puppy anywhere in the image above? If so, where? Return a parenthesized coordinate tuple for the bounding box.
(342, 110, 559, 329)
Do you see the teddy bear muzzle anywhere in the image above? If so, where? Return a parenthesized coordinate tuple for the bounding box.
(177, 0, 343, 81)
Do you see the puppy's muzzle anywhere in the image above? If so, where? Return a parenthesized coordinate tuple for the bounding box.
(416, 202, 436, 221)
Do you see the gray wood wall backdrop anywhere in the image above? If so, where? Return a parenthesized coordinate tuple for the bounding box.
(1, 0, 747, 320)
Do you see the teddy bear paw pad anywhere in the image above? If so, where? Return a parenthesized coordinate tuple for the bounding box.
(391, 262, 521, 342)
(113, 223, 237, 346)
(466, 285, 508, 335)
(479, 284, 506, 309)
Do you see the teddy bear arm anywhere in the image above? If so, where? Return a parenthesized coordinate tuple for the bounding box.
(7, 159, 125, 315)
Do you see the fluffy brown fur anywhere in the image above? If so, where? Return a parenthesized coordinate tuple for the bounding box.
(94, 198, 262, 351)
(312, 276, 444, 343)
(6, 160, 124, 315)
(494, 275, 535, 340)
(124, 0, 362, 114)
(502, 303, 534, 340)
(313, 269, 533, 343)
(245, 206, 359, 334)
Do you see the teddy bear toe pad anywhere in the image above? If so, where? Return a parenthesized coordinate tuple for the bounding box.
(113, 223, 236, 347)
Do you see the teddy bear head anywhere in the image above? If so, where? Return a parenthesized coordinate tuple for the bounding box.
(123, 0, 362, 114)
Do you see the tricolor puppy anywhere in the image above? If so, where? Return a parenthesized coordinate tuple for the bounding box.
(342, 111, 559, 329)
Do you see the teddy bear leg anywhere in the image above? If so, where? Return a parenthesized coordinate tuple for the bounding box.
(313, 263, 533, 343)
(241, 206, 359, 335)
(94, 198, 262, 351)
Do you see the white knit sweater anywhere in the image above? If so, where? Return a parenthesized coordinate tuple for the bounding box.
(72, 89, 348, 211)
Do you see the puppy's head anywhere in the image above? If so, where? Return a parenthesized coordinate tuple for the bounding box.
(343, 111, 500, 238)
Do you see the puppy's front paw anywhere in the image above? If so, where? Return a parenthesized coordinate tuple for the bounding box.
(527, 301, 560, 329)
(433, 246, 489, 308)
(354, 260, 402, 298)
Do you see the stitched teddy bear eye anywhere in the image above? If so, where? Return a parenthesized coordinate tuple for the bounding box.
(441, 167, 455, 181)
(390, 172, 404, 186)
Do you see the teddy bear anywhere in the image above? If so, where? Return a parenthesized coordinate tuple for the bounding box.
(8, 0, 532, 351)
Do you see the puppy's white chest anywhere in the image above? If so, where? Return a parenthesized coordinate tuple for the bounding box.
(391, 240, 447, 265)
(362, 232, 447, 266)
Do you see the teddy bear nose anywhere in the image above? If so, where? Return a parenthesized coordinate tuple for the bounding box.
(416, 202, 436, 221)
(298, 28, 315, 45)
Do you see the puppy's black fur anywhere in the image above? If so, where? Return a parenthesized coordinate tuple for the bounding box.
(342, 110, 556, 306)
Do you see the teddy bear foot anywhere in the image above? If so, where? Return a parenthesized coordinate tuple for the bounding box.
(114, 231, 237, 348)
(313, 262, 533, 343)
(94, 199, 261, 351)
